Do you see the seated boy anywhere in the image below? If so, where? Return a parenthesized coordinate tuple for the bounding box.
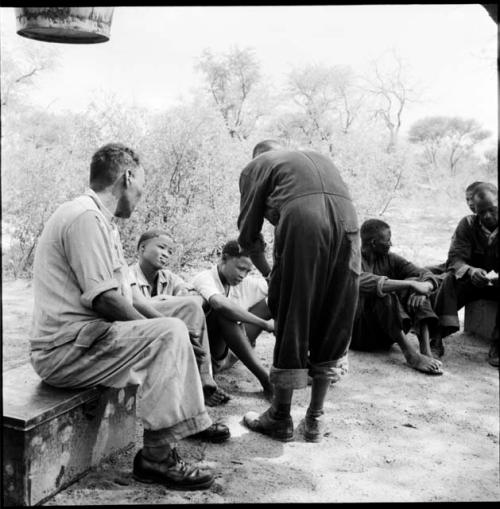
(431, 185, 499, 366)
(190, 240, 274, 398)
(129, 228, 230, 406)
(350, 219, 443, 375)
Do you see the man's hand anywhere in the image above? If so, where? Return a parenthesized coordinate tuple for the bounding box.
(470, 267, 489, 287)
(410, 281, 433, 296)
(407, 293, 427, 312)
(263, 319, 275, 333)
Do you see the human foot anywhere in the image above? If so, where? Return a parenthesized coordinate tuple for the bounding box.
(204, 387, 231, 407)
(407, 352, 443, 375)
(243, 408, 294, 441)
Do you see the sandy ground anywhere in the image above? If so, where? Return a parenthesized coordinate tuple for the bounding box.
(2, 278, 499, 504)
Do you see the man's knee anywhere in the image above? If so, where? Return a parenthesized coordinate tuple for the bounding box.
(148, 316, 190, 339)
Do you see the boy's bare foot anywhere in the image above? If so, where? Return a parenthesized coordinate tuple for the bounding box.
(406, 351, 443, 375)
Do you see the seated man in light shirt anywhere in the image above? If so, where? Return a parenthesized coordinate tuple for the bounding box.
(129, 228, 230, 407)
(191, 240, 274, 399)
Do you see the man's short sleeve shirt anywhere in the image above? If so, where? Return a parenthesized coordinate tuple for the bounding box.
(190, 265, 267, 310)
(30, 190, 131, 348)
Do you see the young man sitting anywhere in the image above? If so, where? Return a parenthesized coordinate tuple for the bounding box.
(190, 240, 274, 398)
(129, 228, 231, 407)
(426, 181, 497, 277)
(350, 219, 443, 375)
(431, 185, 499, 366)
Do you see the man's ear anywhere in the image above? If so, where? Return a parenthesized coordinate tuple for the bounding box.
(123, 168, 133, 187)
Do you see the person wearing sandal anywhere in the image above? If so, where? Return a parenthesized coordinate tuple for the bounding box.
(30, 144, 229, 492)
(129, 228, 231, 407)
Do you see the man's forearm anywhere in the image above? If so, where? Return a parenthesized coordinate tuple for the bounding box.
(250, 250, 271, 278)
(211, 296, 268, 328)
(381, 279, 415, 293)
(93, 289, 146, 321)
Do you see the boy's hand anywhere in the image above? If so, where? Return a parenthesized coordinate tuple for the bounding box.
(410, 281, 433, 296)
(470, 267, 489, 287)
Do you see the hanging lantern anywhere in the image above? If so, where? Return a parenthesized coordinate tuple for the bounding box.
(15, 7, 115, 44)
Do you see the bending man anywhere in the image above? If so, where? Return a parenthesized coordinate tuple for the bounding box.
(237, 141, 360, 442)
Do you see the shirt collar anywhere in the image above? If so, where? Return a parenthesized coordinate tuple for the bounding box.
(133, 262, 170, 289)
(480, 224, 498, 245)
(84, 188, 115, 223)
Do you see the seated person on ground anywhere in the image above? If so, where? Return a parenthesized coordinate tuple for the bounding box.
(350, 219, 443, 375)
(190, 240, 274, 398)
(30, 143, 228, 492)
(128, 228, 230, 407)
(426, 181, 497, 277)
(431, 184, 499, 366)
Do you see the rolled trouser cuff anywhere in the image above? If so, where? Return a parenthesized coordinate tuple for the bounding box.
(143, 411, 212, 446)
(308, 355, 349, 384)
(270, 366, 308, 389)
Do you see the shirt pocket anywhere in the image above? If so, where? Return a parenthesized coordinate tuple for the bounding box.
(74, 320, 113, 348)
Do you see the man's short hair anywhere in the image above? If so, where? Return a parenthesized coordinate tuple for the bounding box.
(472, 182, 497, 200)
(465, 181, 485, 193)
(472, 183, 498, 206)
(221, 240, 251, 259)
(252, 139, 283, 159)
(360, 219, 390, 245)
(90, 143, 140, 192)
(137, 228, 172, 250)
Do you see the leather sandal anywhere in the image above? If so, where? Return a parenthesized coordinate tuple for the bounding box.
(133, 449, 214, 490)
(190, 422, 230, 443)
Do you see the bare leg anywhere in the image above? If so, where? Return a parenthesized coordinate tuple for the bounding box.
(395, 330, 443, 375)
(244, 298, 272, 347)
(418, 321, 433, 357)
(212, 312, 272, 395)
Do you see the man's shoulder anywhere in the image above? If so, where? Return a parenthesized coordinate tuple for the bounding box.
(51, 195, 100, 224)
(455, 214, 476, 230)
(241, 273, 267, 291)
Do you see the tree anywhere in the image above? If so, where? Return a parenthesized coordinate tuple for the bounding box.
(196, 46, 264, 141)
(408, 116, 491, 176)
(0, 35, 59, 109)
(363, 50, 420, 152)
(273, 64, 364, 157)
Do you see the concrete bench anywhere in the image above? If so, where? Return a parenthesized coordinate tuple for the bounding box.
(2, 363, 137, 506)
(464, 299, 497, 340)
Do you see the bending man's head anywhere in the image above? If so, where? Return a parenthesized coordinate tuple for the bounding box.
(252, 139, 283, 159)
